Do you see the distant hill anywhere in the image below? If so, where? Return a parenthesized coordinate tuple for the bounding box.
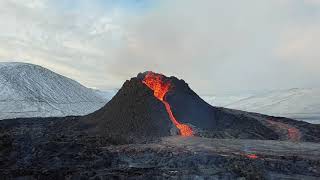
(0, 62, 112, 120)
(203, 88, 320, 124)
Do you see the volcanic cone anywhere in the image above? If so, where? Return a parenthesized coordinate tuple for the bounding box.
(81, 72, 320, 143)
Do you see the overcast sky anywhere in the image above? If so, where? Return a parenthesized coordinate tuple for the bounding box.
(0, 0, 319, 95)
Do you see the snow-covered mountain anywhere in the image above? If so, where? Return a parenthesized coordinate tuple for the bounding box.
(203, 88, 320, 124)
(0, 62, 112, 120)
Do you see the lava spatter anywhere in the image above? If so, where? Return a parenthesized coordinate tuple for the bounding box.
(142, 72, 193, 136)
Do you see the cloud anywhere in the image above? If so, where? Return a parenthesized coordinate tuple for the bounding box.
(0, 0, 126, 89)
(111, 0, 320, 93)
(0, 0, 319, 94)
(276, 25, 320, 68)
(304, 0, 320, 5)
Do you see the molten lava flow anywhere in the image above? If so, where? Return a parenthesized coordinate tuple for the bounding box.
(142, 72, 193, 136)
(246, 154, 258, 159)
(288, 128, 300, 141)
(267, 119, 301, 141)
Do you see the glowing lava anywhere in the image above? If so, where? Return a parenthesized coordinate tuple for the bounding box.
(267, 119, 301, 141)
(246, 154, 258, 159)
(142, 72, 193, 136)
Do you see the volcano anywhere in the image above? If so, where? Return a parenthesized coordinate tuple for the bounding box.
(81, 72, 320, 143)
(81, 76, 176, 143)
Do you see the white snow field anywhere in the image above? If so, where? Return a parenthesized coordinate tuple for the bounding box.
(0, 62, 112, 120)
(203, 88, 320, 124)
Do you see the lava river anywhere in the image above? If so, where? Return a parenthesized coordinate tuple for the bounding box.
(142, 72, 193, 136)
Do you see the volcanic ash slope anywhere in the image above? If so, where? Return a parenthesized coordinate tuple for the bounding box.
(81, 77, 177, 143)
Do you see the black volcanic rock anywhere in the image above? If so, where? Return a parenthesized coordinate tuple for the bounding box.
(81, 77, 176, 143)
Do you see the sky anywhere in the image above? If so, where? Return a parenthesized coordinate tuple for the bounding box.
(0, 0, 319, 95)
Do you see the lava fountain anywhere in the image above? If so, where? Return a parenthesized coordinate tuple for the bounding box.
(142, 72, 193, 136)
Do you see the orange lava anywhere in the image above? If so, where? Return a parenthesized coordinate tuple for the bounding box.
(288, 128, 300, 141)
(142, 72, 193, 136)
(267, 119, 301, 141)
(246, 154, 258, 159)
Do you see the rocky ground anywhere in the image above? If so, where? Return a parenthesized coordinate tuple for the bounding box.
(1, 117, 320, 180)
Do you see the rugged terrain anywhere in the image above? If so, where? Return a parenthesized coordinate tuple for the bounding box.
(0, 117, 320, 179)
(0, 62, 111, 120)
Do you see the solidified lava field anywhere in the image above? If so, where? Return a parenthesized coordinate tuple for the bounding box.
(1, 72, 320, 179)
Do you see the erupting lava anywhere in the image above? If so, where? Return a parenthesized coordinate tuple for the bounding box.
(142, 72, 193, 136)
